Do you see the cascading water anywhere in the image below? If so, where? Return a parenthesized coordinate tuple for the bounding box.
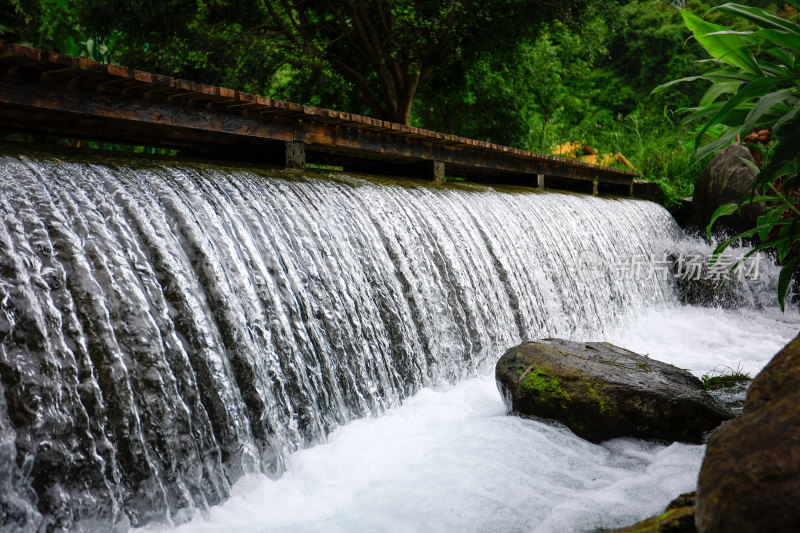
(0, 151, 793, 532)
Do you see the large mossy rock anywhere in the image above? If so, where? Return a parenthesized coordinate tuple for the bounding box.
(695, 334, 800, 532)
(495, 339, 733, 443)
(688, 144, 762, 235)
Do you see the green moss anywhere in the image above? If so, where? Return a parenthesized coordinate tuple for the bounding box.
(652, 508, 680, 523)
(520, 365, 571, 402)
(583, 381, 613, 414)
(702, 374, 752, 390)
(615, 506, 692, 532)
(635, 361, 652, 372)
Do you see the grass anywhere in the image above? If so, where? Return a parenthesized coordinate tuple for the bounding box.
(701, 364, 752, 391)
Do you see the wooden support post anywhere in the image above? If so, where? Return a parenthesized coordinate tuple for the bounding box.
(536, 173, 545, 189)
(432, 160, 445, 183)
(285, 141, 305, 170)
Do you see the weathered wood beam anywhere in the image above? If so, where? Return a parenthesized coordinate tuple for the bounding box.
(1, 78, 633, 189)
(0, 84, 631, 190)
(0, 41, 638, 195)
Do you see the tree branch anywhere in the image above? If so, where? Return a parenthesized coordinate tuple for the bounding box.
(330, 57, 388, 118)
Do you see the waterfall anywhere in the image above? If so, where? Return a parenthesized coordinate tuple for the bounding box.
(0, 153, 686, 530)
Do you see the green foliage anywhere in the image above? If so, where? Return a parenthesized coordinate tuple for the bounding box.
(3, 0, 762, 209)
(72, 0, 350, 107)
(701, 364, 752, 390)
(415, 17, 605, 150)
(0, 0, 113, 62)
(658, 1, 800, 309)
(71, 0, 590, 124)
(416, 1, 724, 205)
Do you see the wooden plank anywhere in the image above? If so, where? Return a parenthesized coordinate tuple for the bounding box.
(211, 86, 241, 106)
(0, 45, 41, 66)
(0, 43, 638, 191)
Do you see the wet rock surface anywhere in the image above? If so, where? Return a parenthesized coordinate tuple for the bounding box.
(688, 144, 762, 235)
(495, 339, 733, 443)
(704, 378, 751, 416)
(696, 335, 800, 532)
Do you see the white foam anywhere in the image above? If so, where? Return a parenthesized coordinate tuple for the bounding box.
(604, 305, 799, 378)
(144, 377, 702, 533)
(142, 305, 797, 533)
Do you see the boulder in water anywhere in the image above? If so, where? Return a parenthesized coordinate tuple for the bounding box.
(695, 334, 800, 532)
(688, 144, 762, 235)
(495, 339, 733, 443)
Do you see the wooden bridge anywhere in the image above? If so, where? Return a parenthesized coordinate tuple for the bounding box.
(0, 42, 640, 195)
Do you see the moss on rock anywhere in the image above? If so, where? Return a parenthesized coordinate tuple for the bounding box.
(495, 339, 733, 443)
(520, 364, 571, 403)
(605, 491, 696, 532)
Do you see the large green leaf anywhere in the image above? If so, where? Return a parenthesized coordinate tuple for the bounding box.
(651, 76, 704, 94)
(742, 88, 795, 134)
(690, 128, 739, 165)
(716, 4, 800, 33)
(711, 224, 778, 255)
(682, 10, 761, 73)
(762, 47, 795, 69)
(739, 195, 786, 205)
(757, 29, 800, 53)
(774, 108, 799, 135)
(753, 59, 799, 78)
(694, 76, 792, 146)
(700, 80, 742, 106)
(706, 202, 740, 237)
(726, 237, 790, 273)
(682, 102, 725, 123)
(702, 69, 758, 83)
(757, 207, 785, 240)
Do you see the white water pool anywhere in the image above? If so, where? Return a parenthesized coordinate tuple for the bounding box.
(605, 305, 798, 379)
(142, 305, 797, 533)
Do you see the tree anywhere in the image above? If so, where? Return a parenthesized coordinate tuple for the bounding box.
(266, 0, 571, 124)
(73, 0, 316, 102)
(1, 0, 109, 61)
(261, 1, 583, 124)
(73, 0, 588, 125)
(414, 19, 599, 148)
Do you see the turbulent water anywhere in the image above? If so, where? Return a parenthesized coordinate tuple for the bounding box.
(0, 152, 792, 531)
(137, 305, 797, 533)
